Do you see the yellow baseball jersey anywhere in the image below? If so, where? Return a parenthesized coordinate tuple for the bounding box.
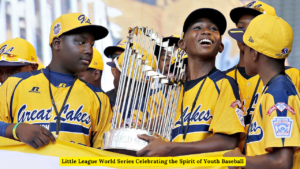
(225, 66, 300, 127)
(0, 69, 112, 149)
(172, 70, 245, 142)
(246, 76, 300, 165)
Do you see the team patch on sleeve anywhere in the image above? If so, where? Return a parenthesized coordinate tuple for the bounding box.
(235, 108, 245, 127)
(231, 100, 242, 109)
(271, 117, 293, 138)
(267, 102, 295, 115)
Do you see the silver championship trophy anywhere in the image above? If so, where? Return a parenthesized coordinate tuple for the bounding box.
(103, 27, 186, 155)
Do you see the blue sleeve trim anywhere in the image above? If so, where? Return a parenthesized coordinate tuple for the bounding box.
(0, 122, 10, 137)
(10, 79, 24, 122)
(78, 79, 103, 125)
(224, 76, 241, 100)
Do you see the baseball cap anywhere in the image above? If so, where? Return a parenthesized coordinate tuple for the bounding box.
(104, 39, 126, 58)
(230, 1, 276, 25)
(154, 35, 180, 57)
(88, 47, 103, 71)
(107, 49, 157, 80)
(228, 14, 293, 59)
(182, 8, 227, 38)
(0, 38, 37, 66)
(49, 13, 108, 45)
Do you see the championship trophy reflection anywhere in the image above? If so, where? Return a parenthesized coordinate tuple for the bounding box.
(103, 27, 185, 155)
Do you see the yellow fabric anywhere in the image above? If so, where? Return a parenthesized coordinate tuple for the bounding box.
(49, 13, 92, 45)
(245, 76, 300, 169)
(226, 67, 300, 149)
(0, 38, 37, 64)
(0, 136, 229, 169)
(242, 1, 277, 16)
(116, 39, 127, 49)
(89, 47, 104, 70)
(172, 70, 245, 142)
(243, 14, 293, 59)
(0, 69, 112, 149)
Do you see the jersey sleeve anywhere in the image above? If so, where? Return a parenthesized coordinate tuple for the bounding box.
(209, 78, 245, 135)
(286, 68, 300, 93)
(261, 93, 300, 152)
(0, 77, 21, 123)
(91, 92, 112, 149)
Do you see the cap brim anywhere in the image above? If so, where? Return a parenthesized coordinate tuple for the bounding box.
(0, 61, 31, 67)
(104, 46, 125, 58)
(228, 28, 245, 43)
(106, 61, 116, 68)
(230, 7, 262, 24)
(183, 8, 227, 35)
(63, 25, 109, 41)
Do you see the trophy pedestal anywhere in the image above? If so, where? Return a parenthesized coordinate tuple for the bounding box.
(103, 128, 152, 156)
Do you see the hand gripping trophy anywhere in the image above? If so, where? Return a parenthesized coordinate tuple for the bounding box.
(103, 27, 186, 155)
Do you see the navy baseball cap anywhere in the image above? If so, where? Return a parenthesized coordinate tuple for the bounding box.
(0, 61, 30, 67)
(182, 8, 227, 37)
(228, 28, 245, 43)
(154, 35, 180, 57)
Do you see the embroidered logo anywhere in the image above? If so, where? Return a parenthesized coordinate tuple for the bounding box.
(58, 83, 66, 88)
(53, 23, 62, 35)
(267, 102, 295, 115)
(281, 48, 289, 54)
(29, 87, 40, 93)
(235, 108, 245, 127)
(271, 117, 293, 138)
(248, 36, 254, 43)
(0, 44, 14, 55)
(78, 15, 91, 24)
(230, 100, 242, 108)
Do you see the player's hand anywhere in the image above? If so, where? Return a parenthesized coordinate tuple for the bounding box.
(223, 147, 243, 169)
(136, 134, 170, 157)
(16, 123, 56, 149)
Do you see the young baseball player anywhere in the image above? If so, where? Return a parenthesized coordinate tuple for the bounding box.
(0, 13, 112, 149)
(154, 35, 180, 76)
(224, 14, 299, 169)
(136, 8, 245, 157)
(104, 39, 126, 107)
(0, 38, 39, 83)
(225, 1, 300, 129)
(78, 47, 103, 88)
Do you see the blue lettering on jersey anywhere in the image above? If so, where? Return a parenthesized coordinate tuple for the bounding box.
(17, 104, 91, 125)
(29, 87, 40, 93)
(17, 104, 53, 122)
(247, 121, 264, 143)
(54, 104, 91, 125)
(174, 105, 212, 126)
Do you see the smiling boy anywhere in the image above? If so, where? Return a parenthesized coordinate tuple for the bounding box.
(136, 8, 245, 157)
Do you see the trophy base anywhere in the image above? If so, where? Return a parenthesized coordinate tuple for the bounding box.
(103, 128, 152, 156)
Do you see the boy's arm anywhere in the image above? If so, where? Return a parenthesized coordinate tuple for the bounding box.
(0, 77, 55, 148)
(137, 133, 239, 157)
(224, 147, 293, 169)
(137, 78, 244, 157)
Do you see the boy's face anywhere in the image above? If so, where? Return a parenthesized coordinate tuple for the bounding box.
(59, 31, 95, 74)
(180, 18, 223, 59)
(111, 67, 121, 92)
(0, 64, 37, 83)
(158, 49, 171, 75)
(236, 15, 256, 53)
(243, 45, 257, 76)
